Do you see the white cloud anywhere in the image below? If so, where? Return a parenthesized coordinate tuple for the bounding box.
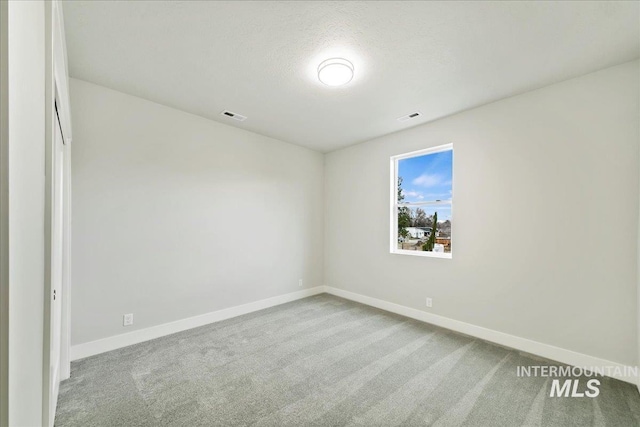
(402, 190, 424, 199)
(412, 173, 442, 188)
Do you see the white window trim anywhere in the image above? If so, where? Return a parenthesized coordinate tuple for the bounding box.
(390, 143, 453, 259)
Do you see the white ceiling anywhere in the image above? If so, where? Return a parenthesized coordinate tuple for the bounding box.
(62, 1, 639, 152)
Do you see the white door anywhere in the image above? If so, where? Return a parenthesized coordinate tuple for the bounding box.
(49, 111, 65, 422)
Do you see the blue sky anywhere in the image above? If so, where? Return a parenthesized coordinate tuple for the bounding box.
(398, 150, 452, 221)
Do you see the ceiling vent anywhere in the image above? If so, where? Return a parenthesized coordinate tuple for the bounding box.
(397, 111, 422, 122)
(220, 110, 247, 122)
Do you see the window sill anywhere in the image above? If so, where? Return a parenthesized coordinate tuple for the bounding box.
(391, 249, 452, 259)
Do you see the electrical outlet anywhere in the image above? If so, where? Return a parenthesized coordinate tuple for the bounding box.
(298, 279, 303, 287)
(426, 298, 433, 308)
(123, 313, 134, 326)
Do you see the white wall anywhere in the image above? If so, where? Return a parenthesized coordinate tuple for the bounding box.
(325, 61, 640, 366)
(7, 1, 46, 425)
(70, 79, 324, 346)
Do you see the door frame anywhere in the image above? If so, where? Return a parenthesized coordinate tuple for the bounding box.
(42, 1, 72, 425)
(0, 0, 9, 425)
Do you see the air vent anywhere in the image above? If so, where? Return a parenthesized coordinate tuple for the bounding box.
(397, 111, 422, 122)
(220, 110, 247, 122)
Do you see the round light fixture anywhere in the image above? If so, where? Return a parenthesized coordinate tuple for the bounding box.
(317, 58, 354, 86)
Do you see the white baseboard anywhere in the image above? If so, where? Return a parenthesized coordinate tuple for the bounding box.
(324, 286, 638, 385)
(71, 285, 637, 385)
(70, 286, 325, 361)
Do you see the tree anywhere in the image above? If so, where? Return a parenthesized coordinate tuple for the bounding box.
(422, 212, 437, 251)
(413, 208, 428, 227)
(397, 177, 411, 239)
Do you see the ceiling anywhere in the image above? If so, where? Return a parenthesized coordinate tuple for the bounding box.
(62, 1, 640, 153)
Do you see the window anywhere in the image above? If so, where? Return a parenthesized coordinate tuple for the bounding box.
(390, 144, 453, 258)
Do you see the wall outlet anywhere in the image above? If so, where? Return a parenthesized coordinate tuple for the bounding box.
(123, 313, 134, 326)
(426, 298, 433, 308)
(298, 279, 303, 287)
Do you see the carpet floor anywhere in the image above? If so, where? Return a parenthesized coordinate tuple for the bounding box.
(56, 294, 640, 426)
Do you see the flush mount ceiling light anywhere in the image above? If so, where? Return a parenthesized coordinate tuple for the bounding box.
(318, 58, 354, 86)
